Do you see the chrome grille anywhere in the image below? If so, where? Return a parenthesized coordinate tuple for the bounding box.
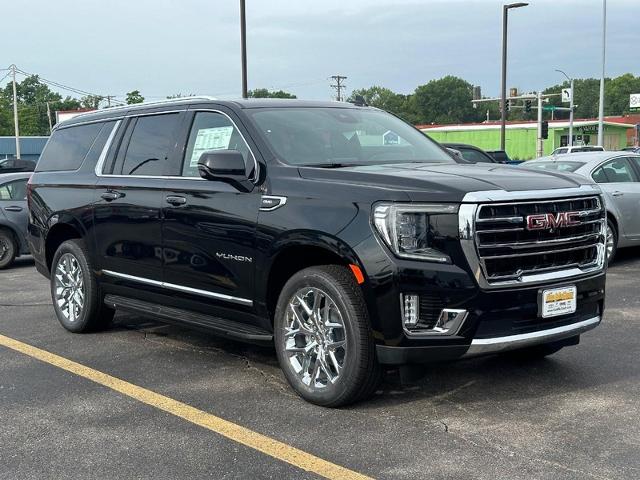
(473, 196, 606, 284)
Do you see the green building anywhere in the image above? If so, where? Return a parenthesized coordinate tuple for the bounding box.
(420, 119, 634, 160)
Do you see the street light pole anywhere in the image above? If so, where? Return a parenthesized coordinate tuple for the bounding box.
(240, 0, 248, 99)
(500, 2, 528, 151)
(556, 69, 574, 147)
(597, 0, 606, 147)
(10, 64, 21, 160)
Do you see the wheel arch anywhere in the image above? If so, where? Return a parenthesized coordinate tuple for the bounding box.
(262, 233, 366, 322)
(45, 220, 84, 272)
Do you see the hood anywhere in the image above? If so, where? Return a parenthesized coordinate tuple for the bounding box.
(298, 162, 590, 202)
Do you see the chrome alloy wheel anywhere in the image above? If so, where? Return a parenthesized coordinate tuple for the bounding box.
(54, 253, 85, 322)
(283, 287, 347, 389)
(606, 224, 615, 259)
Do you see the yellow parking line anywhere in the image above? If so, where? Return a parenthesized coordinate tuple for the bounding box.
(0, 334, 372, 480)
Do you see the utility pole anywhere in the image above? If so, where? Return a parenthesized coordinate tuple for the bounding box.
(46, 101, 53, 134)
(597, 0, 606, 147)
(500, 2, 528, 151)
(330, 75, 347, 102)
(10, 64, 21, 160)
(537, 91, 544, 157)
(240, 0, 248, 99)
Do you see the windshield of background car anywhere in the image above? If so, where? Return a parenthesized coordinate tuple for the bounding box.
(523, 161, 585, 172)
(246, 107, 454, 166)
(458, 148, 494, 163)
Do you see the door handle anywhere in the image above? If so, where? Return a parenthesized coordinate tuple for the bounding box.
(3, 206, 23, 212)
(611, 191, 624, 197)
(166, 195, 187, 206)
(100, 191, 122, 202)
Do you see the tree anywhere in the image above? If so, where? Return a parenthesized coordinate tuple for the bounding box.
(247, 88, 296, 99)
(347, 86, 419, 123)
(412, 76, 480, 125)
(126, 90, 145, 104)
(80, 95, 103, 110)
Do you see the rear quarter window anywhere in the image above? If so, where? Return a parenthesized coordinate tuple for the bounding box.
(36, 122, 104, 172)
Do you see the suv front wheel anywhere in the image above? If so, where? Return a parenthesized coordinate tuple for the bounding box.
(274, 265, 381, 407)
(51, 239, 114, 332)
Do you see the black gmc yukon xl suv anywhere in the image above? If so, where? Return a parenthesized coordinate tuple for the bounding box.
(28, 98, 607, 406)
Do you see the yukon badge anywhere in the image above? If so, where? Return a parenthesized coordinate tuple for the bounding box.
(216, 252, 253, 263)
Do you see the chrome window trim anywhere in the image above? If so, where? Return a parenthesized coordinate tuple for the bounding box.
(102, 270, 253, 306)
(94, 120, 121, 176)
(458, 187, 607, 290)
(463, 315, 600, 357)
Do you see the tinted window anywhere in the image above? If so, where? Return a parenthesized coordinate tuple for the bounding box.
(555, 148, 568, 155)
(85, 121, 116, 171)
(0, 179, 28, 200)
(458, 148, 494, 163)
(182, 112, 252, 177)
(121, 113, 181, 176)
(36, 123, 103, 172)
(247, 107, 452, 166)
(593, 158, 638, 183)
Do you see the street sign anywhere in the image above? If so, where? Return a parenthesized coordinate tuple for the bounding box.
(630, 93, 640, 109)
(543, 106, 557, 111)
(562, 88, 572, 103)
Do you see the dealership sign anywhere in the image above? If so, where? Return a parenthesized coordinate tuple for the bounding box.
(630, 94, 640, 109)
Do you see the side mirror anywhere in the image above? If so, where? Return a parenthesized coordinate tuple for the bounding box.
(198, 150, 253, 192)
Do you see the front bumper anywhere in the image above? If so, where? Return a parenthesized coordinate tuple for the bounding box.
(376, 315, 600, 364)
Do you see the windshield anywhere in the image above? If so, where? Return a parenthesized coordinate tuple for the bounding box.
(457, 147, 494, 163)
(246, 107, 453, 167)
(523, 161, 584, 172)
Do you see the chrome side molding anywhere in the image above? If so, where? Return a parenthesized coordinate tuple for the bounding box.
(102, 270, 253, 306)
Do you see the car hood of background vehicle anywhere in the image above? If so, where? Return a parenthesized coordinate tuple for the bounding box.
(298, 162, 588, 202)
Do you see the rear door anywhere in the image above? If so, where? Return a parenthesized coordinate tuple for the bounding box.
(0, 177, 29, 250)
(161, 108, 262, 324)
(94, 110, 186, 288)
(592, 157, 640, 238)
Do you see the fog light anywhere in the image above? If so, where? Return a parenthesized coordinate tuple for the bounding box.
(402, 294, 420, 327)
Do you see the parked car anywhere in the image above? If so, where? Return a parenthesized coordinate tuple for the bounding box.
(522, 151, 640, 262)
(0, 157, 36, 173)
(485, 149, 522, 164)
(0, 172, 31, 268)
(622, 146, 640, 154)
(28, 98, 607, 406)
(443, 143, 497, 163)
(552, 145, 604, 156)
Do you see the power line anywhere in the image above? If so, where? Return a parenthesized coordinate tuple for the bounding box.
(330, 75, 347, 102)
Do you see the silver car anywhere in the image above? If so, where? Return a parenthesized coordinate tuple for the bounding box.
(522, 151, 640, 262)
(0, 172, 31, 269)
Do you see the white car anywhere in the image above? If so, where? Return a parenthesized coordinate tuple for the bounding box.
(522, 151, 640, 262)
(551, 145, 604, 155)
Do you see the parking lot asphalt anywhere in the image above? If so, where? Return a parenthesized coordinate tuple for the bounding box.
(1, 252, 639, 480)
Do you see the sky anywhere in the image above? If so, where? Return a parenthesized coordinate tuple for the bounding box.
(4, 0, 638, 103)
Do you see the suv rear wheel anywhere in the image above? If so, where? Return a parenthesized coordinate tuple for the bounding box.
(274, 265, 381, 407)
(51, 239, 114, 332)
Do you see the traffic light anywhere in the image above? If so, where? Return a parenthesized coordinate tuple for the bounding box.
(525, 100, 532, 113)
(541, 120, 549, 139)
(505, 99, 510, 112)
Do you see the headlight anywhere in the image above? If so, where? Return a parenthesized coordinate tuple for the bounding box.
(373, 203, 459, 263)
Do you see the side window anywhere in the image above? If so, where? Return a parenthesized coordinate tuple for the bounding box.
(0, 179, 28, 200)
(591, 167, 607, 183)
(36, 122, 103, 172)
(630, 156, 640, 177)
(597, 158, 638, 183)
(182, 112, 251, 177)
(121, 113, 181, 176)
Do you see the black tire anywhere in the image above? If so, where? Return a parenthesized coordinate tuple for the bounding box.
(274, 265, 381, 407)
(50, 239, 114, 333)
(501, 343, 565, 360)
(0, 229, 17, 269)
(606, 219, 618, 265)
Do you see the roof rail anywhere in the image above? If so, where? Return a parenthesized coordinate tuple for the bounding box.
(69, 95, 219, 120)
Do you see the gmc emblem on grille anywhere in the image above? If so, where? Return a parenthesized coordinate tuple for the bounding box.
(526, 211, 581, 231)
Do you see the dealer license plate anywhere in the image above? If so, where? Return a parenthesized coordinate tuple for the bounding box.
(541, 286, 577, 318)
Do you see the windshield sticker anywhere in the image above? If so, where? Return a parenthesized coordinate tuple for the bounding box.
(190, 126, 234, 166)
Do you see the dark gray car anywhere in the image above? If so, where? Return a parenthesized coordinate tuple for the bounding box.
(0, 172, 31, 268)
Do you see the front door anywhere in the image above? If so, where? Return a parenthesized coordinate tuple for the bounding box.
(93, 110, 185, 286)
(161, 109, 261, 323)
